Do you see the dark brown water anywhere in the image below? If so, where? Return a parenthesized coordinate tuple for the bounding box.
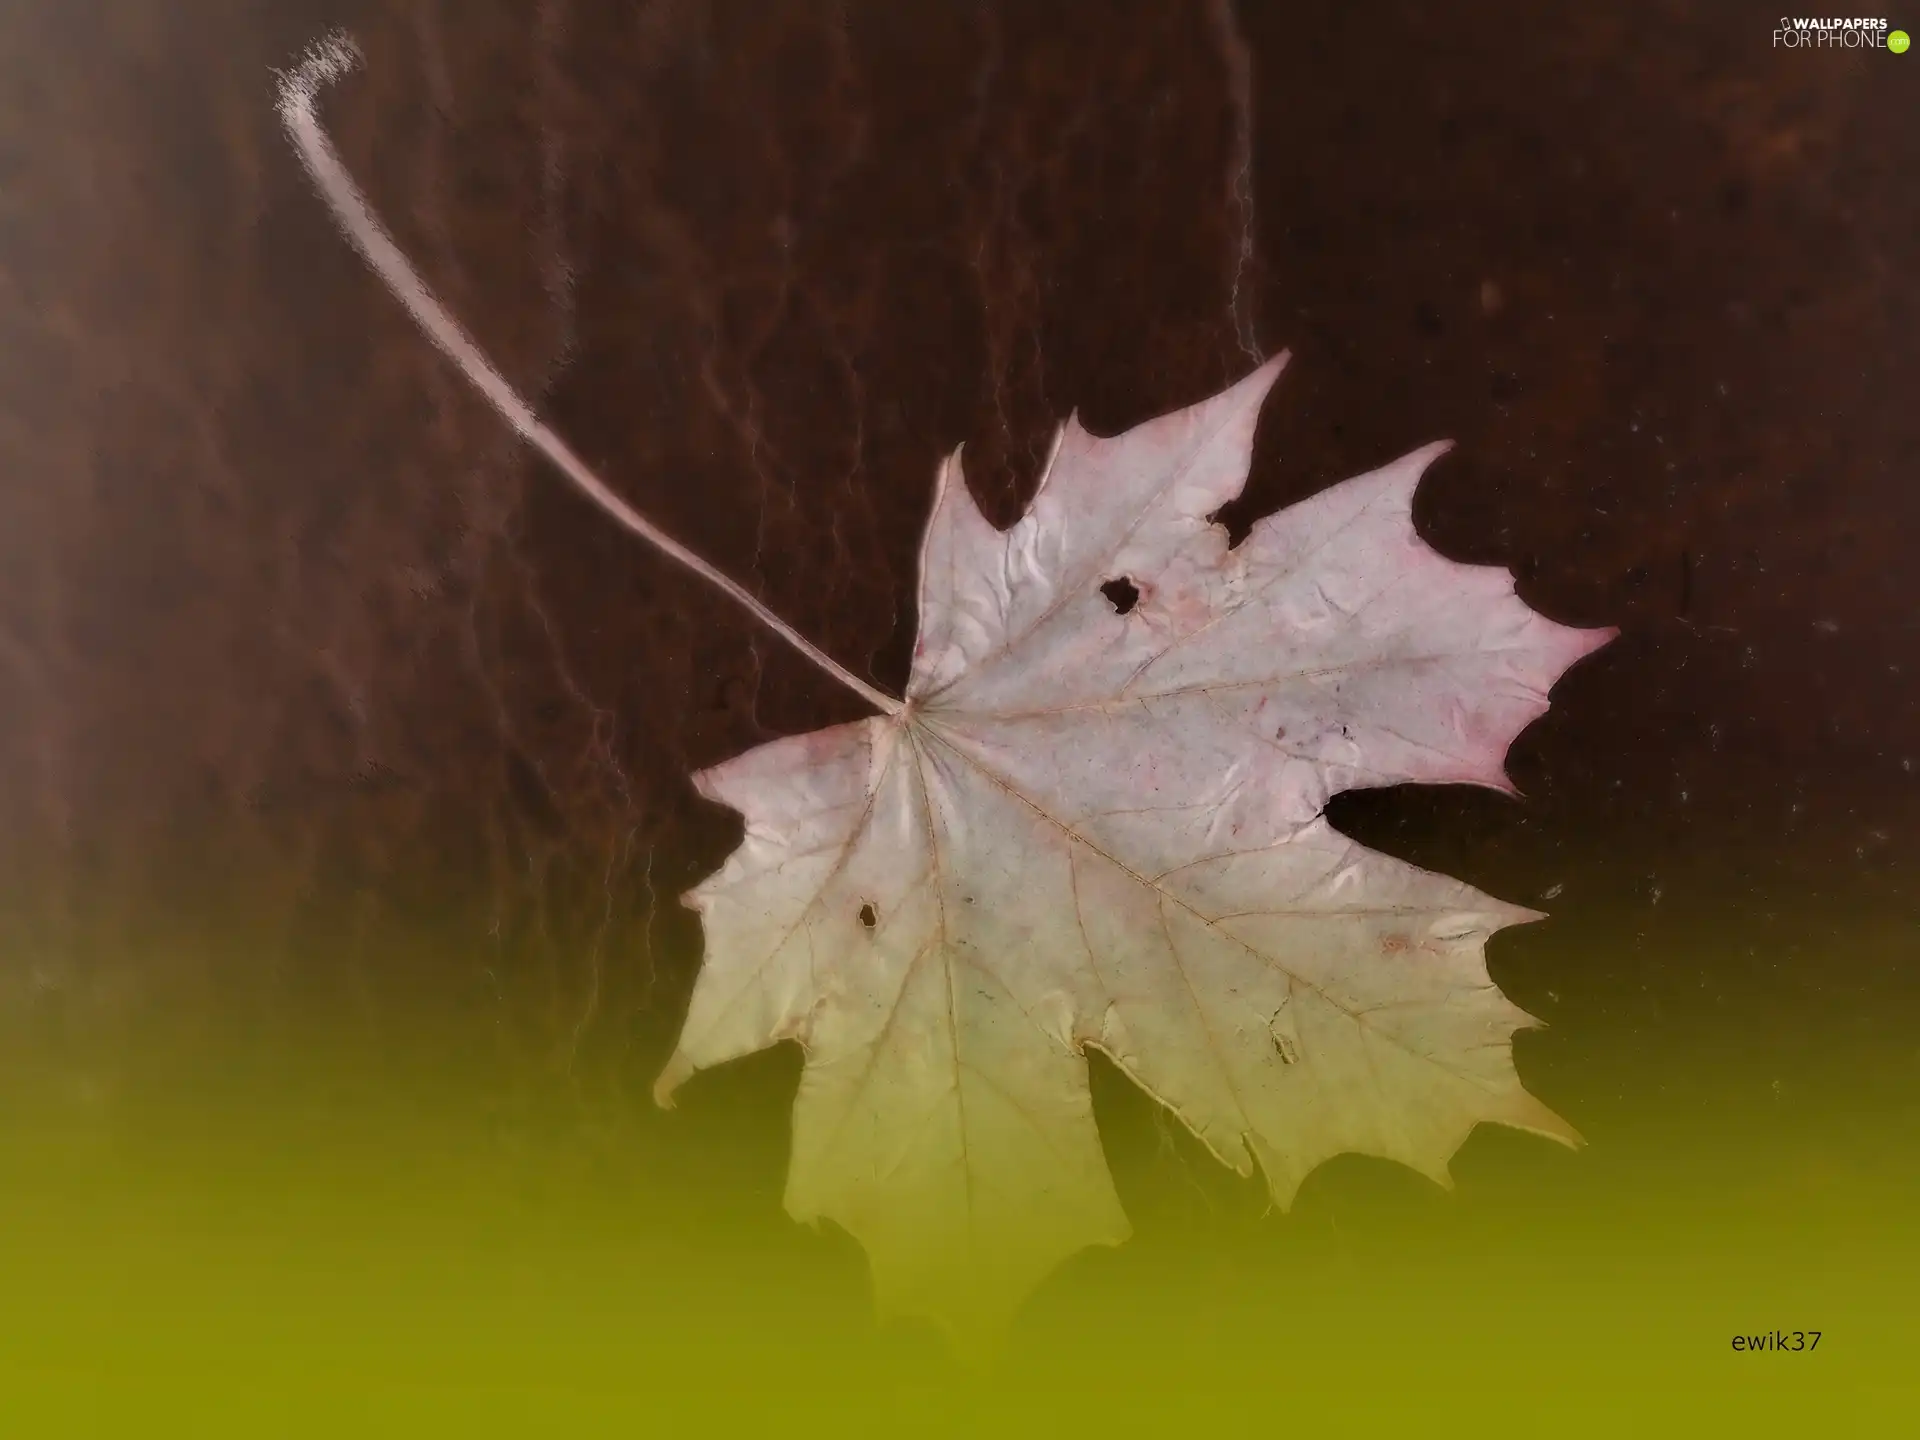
(0, 1, 1914, 1427)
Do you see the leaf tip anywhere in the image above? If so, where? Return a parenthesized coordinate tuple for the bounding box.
(1487, 769, 1526, 800)
(1578, 623, 1624, 659)
(935, 441, 967, 492)
(1496, 901, 1550, 930)
(1231, 349, 1292, 417)
(652, 1052, 693, 1110)
(1511, 1093, 1584, 1151)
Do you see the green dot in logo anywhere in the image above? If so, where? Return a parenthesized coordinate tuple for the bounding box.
(1891, 29, 1912, 53)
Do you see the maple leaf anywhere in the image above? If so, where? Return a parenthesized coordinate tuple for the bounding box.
(278, 41, 1614, 1356)
(653, 357, 1614, 1341)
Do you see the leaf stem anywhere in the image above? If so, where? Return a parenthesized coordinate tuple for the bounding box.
(275, 33, 902, 718)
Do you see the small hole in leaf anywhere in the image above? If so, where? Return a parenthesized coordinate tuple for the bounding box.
(857, 902, 878, 930)
(1100, 577, 1140, 614)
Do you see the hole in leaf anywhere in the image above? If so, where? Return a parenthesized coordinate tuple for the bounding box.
(857, 902, 878, 931)
(1100, 577, 1141, 614)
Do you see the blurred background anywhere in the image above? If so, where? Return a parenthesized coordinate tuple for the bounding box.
(0, 1, 1914, 1427)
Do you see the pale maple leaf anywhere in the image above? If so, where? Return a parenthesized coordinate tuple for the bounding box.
(652, 358, 1614, 1341)
(279, 39, 1614, 1355)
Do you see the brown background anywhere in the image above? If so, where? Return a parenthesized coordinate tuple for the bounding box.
(0, 0, 1915, 1237)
